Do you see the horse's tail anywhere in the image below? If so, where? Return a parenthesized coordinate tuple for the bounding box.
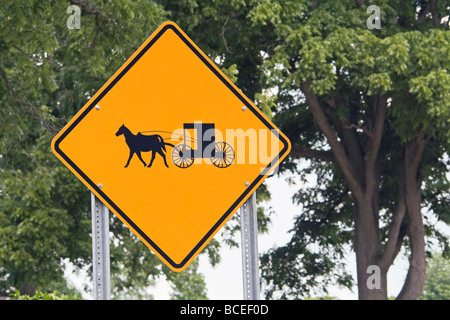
(164, 142, 175, 148)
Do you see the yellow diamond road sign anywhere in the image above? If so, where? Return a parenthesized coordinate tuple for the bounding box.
(52, 21, 291, 271)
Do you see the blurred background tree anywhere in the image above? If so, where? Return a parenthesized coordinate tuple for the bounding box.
(249, 0, 450, 300)
(420, 251, 450, 300)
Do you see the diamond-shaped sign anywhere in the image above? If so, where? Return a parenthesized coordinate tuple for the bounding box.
(52, 21, 291, 271)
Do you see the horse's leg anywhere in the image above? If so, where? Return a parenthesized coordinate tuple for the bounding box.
(147, 151, 156, 168)
(136, 151, 146, 167)
(157, 149, 169, 168)
(124, 151, 134, 168)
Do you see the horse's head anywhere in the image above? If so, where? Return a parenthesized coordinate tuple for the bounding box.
(116, 124, 126, 137)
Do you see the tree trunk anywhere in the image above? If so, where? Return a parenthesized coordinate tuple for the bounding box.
(300, 79, 427, 299)
(354, 195, 388, 300)
(19, 283, 37, 296)
(354, 137, 427, 300)
(396, 138, 427, 299)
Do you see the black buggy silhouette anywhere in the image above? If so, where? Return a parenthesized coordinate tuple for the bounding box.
(171, 123, 234, 169)
(116, 123, 234, 169)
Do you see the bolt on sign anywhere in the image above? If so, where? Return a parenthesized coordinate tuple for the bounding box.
(52, 21, 291, 271)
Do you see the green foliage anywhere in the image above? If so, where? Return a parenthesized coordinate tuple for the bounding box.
(420, 252, 450, 300)
(10, 289, 79, 300)
(0, 132, 91, 294)
(166, 260, 208, 300)
(162, 0, 278, 101)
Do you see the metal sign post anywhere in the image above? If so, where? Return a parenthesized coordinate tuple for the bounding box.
(91, 192, 111, 300)
(240, 192, 260, 300)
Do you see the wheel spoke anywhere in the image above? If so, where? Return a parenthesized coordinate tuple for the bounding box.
(210, 142, 234, 168)
(172, 145, 193, 168)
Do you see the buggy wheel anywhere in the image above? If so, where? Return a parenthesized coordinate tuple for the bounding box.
(172, 144, 194, 168)
(211, 142, 234, 168)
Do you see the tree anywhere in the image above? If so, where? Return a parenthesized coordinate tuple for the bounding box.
(0, 0, 218, 298)
(420, 252, 450, 300)
(167, 259, 208, 300)
(252, 1, 450, 299)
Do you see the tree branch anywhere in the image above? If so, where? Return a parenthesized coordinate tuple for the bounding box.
(417, 0, 442, 26)
(300, 78, 363, 199)
(406, 124, 429, 174)
(291, 144, 335, 162)
(368, 95, 387, 157)
(429, 0, 442, 27)
(221, 17, 232, 54)
(355, 0, 366, 8)
(365, 95, 387, 195)
(68, 0, 102, 15)
(343, 123, 373, 137)
(0, 66, 58, 133)
(379, 152, 408, 271)
(397, 132, 428, 300)
(68, 0, 118, 25)
(379, 195, 406, 270)
(322, 101, 365, 177)
(89, 15, 101, 54)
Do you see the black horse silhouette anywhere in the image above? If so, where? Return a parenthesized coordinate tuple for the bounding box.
(116, 124, 174, 168)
